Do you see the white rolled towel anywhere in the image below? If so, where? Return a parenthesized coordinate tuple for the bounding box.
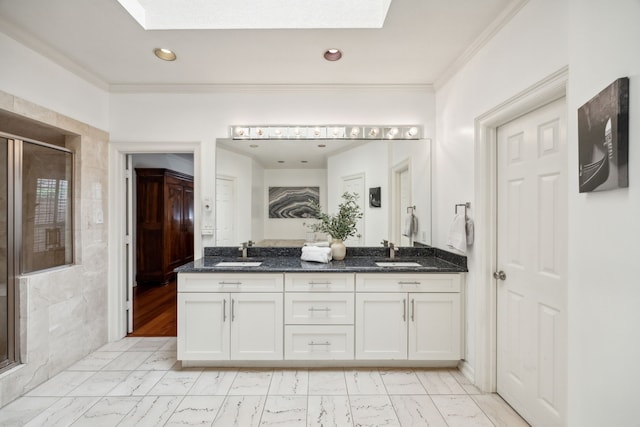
(466, 217, 475, 246)
(447, 213, 467, 254)
(300, 246, 332, 263)
(303, 241, 330, 247)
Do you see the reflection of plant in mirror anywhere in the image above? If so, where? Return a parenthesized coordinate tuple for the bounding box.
(306, 192, 363, 241)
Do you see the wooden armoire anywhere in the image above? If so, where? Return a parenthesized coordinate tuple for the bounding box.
(136, 168, 194, 285)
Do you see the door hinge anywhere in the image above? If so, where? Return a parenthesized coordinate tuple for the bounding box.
(126, 300, 132, 311)
(125, 169, 132, 179)
(125, 235, 132, 245)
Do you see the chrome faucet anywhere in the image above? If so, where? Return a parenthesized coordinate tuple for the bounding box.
(380, 239, 389, 247)
(389, 243, 399, 259)
(239, 242, 248, 258)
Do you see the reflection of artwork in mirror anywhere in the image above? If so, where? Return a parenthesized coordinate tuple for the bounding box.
(369, 187, 381, 208)
(578, 77, 629, 193)
(268, 186, 319, 219)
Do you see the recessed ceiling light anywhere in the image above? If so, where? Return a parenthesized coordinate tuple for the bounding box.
(154, 48, 176, 61)
(324, 49, 342, 61)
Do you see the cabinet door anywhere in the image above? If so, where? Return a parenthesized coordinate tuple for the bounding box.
(408, 293, 461, 360)
(166, 182, 185, 269)
(181, 183, 194, 263)
(230, 293, 283, 360)
(177, 293, 229, 360)
(355, 293, 407, 360)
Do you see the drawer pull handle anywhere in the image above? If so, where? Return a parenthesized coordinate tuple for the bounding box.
(398, 281, 421, 285)
(308, 341, 331, 346)
(411, 299, 415, 322)
(219, 281, 242, 285)
(223, 299, 227, 322)
(308, 307, 331, 312)
(308, 281, 332, 285)
(403, 299, 407, 321)
(231, 299, 235, 321)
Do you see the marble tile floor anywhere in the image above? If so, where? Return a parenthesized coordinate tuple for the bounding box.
(0, 337, 530, 427)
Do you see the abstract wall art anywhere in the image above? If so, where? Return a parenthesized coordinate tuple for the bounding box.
(268, 186, 319, 218)
(578, 77, 629, 193)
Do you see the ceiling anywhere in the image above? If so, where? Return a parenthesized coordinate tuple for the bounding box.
(0, 0, 521, 89)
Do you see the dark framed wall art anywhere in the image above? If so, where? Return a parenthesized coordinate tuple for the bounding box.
(268, 186, 319, 218)
(577, 77, 629, 193)
(369, 187, 381, 208)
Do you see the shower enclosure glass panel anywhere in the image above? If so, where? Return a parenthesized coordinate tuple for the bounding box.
(0, 138, 8, 366)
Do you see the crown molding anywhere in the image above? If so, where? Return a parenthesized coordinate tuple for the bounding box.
(108, 83, 435, 94)
(434, 0, 530, 90)
(0, 17, 110, 91)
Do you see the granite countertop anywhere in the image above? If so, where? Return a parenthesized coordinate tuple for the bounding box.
(175, 246, 467, 274)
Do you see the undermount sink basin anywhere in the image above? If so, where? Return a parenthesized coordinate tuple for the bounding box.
(214, 261, 263, 267)
(375, 261, 422, 267)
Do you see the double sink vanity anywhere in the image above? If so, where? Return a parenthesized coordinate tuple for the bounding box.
(174, 246, 467, 368)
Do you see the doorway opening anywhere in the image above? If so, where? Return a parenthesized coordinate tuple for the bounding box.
(127, 153, 195, 337)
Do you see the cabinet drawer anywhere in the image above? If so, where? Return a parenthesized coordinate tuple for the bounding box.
(285, 273, 354, 292)
(285, 326, 354, 360)
(178, 273, 284, 292)
(285, 293, 354, 325)
(355, 273, 461, 292)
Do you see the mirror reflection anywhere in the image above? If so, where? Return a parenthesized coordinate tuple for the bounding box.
(215, 137, 431, 247)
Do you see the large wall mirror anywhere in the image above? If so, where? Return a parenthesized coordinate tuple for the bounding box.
(215, 137, 431, 248)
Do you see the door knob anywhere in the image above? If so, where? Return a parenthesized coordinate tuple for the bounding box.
(493, 270, 506, 281)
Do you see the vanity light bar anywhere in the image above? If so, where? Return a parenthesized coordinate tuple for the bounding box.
(229, 125, 422, 140)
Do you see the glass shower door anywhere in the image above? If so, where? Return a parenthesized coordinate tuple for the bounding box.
(0, 137, 9, 367)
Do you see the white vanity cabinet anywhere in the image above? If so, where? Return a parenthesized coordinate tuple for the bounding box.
(284, 273, 355, 360)
(355, 273, 462, 361)
(177, 273, 283, 361)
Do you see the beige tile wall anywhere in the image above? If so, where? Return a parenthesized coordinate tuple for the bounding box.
(0, 90, 109, 408)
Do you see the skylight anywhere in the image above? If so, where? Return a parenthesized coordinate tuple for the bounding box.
(117, 0, 392, 30)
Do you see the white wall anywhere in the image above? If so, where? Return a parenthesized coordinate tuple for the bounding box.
(388, 139, 432, 244)
(132, 153, 195, 176)
(251, 159, 265, 243)
(437, 0, 640, 424)
(327, 141, 389, 245)
(566, 1, 640, 426)
(434, 0, 568, 382)
(109, 89, 436, 247)
(0, 32, 109, 131)
(264, 169, 327, 241)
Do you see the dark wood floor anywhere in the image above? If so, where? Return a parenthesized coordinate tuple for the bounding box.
(128, 279, 177, 337)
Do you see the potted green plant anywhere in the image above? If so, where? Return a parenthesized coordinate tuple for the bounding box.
(306, 192, 363, 260)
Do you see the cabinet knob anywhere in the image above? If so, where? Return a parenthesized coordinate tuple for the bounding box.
(493, 271, 507, 281)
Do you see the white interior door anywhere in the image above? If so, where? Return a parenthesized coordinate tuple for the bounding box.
(398, 167, 412, 246)
(342, 174, 365, 246)
(496, 97, 567, 427)
(215, 177, 236, 246)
